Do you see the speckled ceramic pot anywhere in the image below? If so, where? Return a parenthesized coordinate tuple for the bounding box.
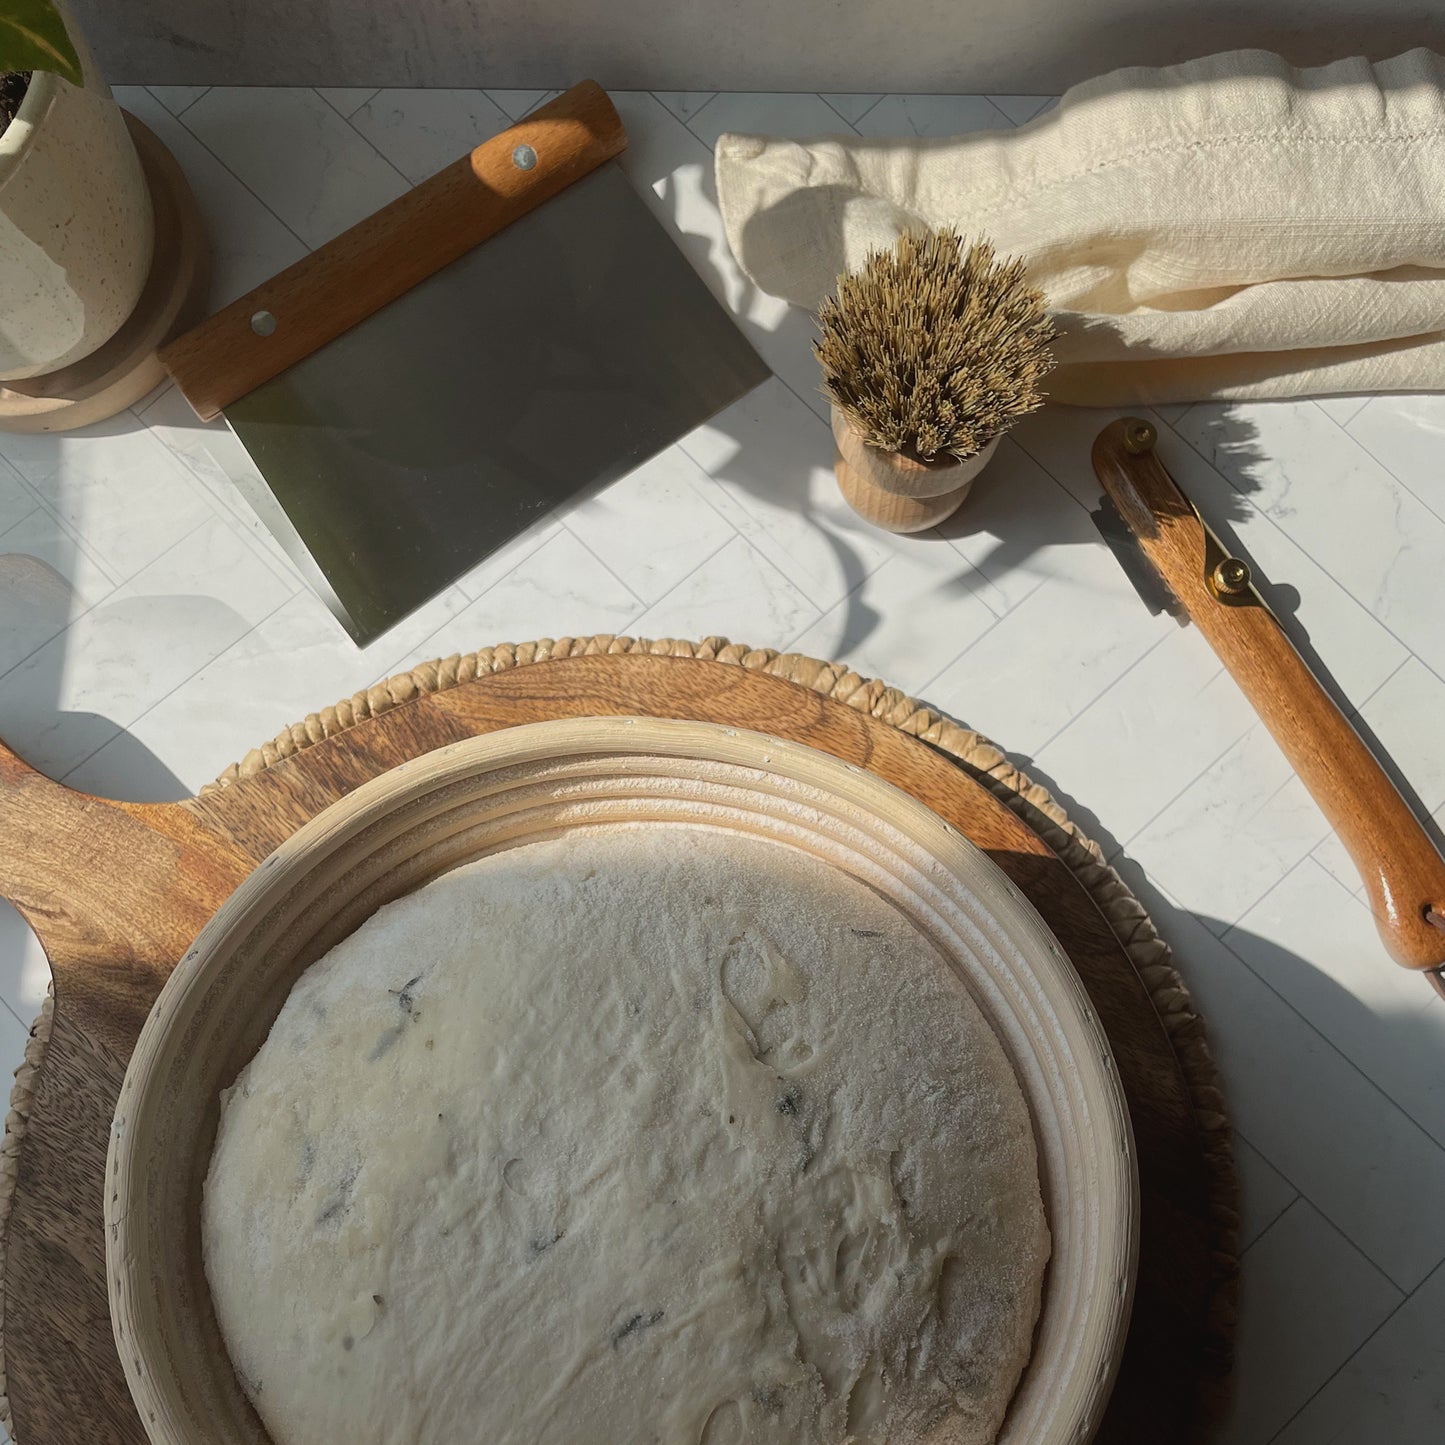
(0, 40, 154, 381)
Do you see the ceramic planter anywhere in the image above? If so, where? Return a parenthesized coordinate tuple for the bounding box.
(0, 45, 154, 380)
(831, 404, 999, 533)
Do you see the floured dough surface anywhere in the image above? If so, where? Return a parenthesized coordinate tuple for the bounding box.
(204, 826, 1049, 1445)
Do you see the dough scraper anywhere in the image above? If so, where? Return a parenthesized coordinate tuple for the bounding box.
(158, 82, 768, 645)
(1091, 416, 1445, 994)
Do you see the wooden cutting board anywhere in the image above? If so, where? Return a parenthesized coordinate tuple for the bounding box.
(0, 651, 1229, 1443)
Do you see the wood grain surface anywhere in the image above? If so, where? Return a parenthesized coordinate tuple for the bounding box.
(0, 654, 1223, 1444)
(830, 407, 985, 533)
(158, 81, 626, 420)
(1093, 417, 1445, 971)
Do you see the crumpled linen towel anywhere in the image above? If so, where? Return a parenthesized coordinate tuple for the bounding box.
(716, 48, 1445, 403)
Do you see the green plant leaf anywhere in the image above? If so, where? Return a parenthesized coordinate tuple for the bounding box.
(0, 0, 84, 87)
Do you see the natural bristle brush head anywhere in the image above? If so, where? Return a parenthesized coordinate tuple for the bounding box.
(815, 229, 1058, 464)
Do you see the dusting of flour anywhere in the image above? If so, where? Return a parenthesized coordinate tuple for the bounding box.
(204, 825, 1049, 1445)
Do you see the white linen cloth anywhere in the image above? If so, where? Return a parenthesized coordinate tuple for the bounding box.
(716, 48, 1445, 403)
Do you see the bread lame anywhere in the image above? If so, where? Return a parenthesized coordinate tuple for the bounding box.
(1091, 417, 1445, 994)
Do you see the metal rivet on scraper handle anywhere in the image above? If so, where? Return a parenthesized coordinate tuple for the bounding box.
(512, 144, 537, 170)
(250, 310, 278, 337)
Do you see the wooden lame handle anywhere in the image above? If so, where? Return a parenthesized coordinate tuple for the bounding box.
(1093, 417, 1445, 971)
(159, 80, 627, 421)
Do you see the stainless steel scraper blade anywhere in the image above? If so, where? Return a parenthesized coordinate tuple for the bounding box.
(222, 164, 770, 645)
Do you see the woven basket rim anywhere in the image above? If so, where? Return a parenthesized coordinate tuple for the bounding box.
(0, 634, 1239, 1436)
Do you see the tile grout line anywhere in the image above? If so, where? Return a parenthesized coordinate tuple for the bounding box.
(1326, 399, 1445, 536)
(1263, 1252, 1444, 1444)
(1010, 417, 1130, 514)
(0, 505, 115, 680)
(679, 91, 720, 136)
(1149, 404, 1441, 692)
(0, 506, 42, 545)
(686, 476, 900, 616)
(1100, 723, 1258, 866)
(324, 87, 416, 190)
(0, 505, 228, 689)
(0, 457, 52, 540)
(780, 604, 826, 655)
(170, 99, 316, 255)
(1317, 394, 1371, 430)
(319, 86, 379, 120)
(937, 531, 1040, 617)
(670, 462, 766, 546)
(0, 597, 95, 689)
(395, 529, 580, 666)
(1240, 1190, 1304, 1258)
(1046, 643, 1233, 787)
(0, 992, 31, 1035)
(1201, 889, 1445, 1262)
(912, 457, 1163, 713)
(0, 457, 125, 590)
(146, 83, 210, 118)
(819, 92, 877, 129)
(1216, 851, 1445, 1158)
(906, 606, 1004, 705)
(909, 533, 1007, 625)
(926, 505, 1023, 621)
(654, 524, 822, 636)
(55, 585, 300, 788)
(1160, 880, 1445, 1246)
(132, 406, 309, 598)
(1281, 1188, 1407, 1293)
(1227, 1181, 1417, 1430)
(766, 369, 830, 429)
(559, 510, 730, 614)
(1169, 412, 1445, 696)
(1233, 1124, 1301, 1239)
(1024, 625, 1177, 759)
(849, 95, 881, 127)
(912, 456, 1101, 690)
(1237, 1126, 1307, 1211)
(1107, 644, 1412, 866)
(980, 95, 1020, 128)
(124, 399, 309, 601)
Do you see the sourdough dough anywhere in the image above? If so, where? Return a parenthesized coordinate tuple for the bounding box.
(204, 826, 1049, 1445)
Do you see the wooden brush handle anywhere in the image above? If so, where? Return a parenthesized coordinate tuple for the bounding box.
(1093, 418, 1445, 971)
(159, 81, 627, 421)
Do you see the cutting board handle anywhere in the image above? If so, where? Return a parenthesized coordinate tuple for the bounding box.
(0, 736, 91, 909)
(159, 80, 628, 421)
(0, 737, 253, 1008)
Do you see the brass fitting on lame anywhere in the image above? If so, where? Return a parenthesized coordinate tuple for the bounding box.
(1210, 557, 1252, 597)
(1122, 420, 1156, 454)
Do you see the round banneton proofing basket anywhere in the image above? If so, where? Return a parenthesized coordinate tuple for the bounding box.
(106, 717, 1138, 1445)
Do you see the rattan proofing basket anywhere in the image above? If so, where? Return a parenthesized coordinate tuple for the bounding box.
(107, 717, 1138, 1444)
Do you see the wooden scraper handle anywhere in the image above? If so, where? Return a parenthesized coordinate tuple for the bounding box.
(159, 81, 627, 421)
(1093, 417, 1445, 975)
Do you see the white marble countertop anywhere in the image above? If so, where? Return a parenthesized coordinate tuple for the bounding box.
(1, 84, 1442, 1445)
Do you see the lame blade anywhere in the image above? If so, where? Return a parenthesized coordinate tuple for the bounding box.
(1091, 494, 1187, 624)
(222, 164, 770, 645)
